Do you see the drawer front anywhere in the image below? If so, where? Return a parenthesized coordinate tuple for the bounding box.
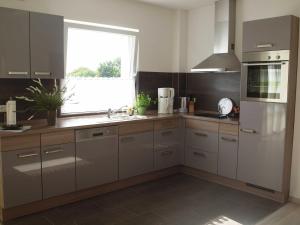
(154, 128, 179, 150)
(41, 130, 75, 146)
(185, 119, 218, 132)
(219, 123, 239, 136)
(42, 143, 76, 199)
(2, 148, 42, 208)
(185, 147, 218, 174)
(76, 135, 118, 190)
(155, 148, 178, 170)
(218, 134, 238, 179)
(154, 119, 179, 130)
(119, 121, 153, 136)
(119, 131, 154, 179)
(186, 129, 218, 153)
(1, 134, 40, 151)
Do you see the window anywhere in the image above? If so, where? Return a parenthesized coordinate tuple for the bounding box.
(61, 20, 139, 115)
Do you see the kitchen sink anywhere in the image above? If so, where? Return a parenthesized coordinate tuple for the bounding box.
(109, 114, 148, 121)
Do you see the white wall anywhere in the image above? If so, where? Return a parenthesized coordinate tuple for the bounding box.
(185, 0, 300, 199)
(0, 0, 176, 73)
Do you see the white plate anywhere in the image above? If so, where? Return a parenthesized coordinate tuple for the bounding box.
(218, 98, 233, 115)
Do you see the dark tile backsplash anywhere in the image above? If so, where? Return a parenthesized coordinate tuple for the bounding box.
(0, 79, 55, 122)
(137, 71, 240, 112)
(0, 71, 239, 123)
(186, 72, 240, 111)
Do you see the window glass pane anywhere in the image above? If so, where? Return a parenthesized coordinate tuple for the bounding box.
(61, 25, 137, 114)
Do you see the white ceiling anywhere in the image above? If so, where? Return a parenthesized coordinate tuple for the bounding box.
(134, 0, 216, 10)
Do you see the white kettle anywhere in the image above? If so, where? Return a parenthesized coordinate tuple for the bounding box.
(158, 88, 174, 114)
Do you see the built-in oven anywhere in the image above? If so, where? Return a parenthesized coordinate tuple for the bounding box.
(241, 50, 290, 103)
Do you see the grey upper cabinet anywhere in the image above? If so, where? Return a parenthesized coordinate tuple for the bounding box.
(0, 7, 30, 78)
(243, 16, 296, 52)
(42, 143, 76, 199)
(30, 12, 64, 79)
(1, 148, 42, 208)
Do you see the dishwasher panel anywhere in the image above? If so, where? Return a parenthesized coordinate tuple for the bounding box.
(76, 126, 118, 190)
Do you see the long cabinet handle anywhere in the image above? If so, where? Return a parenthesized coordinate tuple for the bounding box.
(34, 72, 51, 76)
(221, 137, 237, 142)
(121, 136, 135, 143)
(44, 149, 64, 155)
(17, 152, 39, 159)
(194, 132, 208, 137)
(161, 150, 173, 156)
(93, 132, 104, 137)
(8, 71, 28, 76)
(256, 43, 273, 48)
(240, 128, 257, 134)
(161, 131, 173, 136)
(193, 152, 206, 158)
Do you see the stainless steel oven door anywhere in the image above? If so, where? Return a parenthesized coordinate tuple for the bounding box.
(241, 61, 289, 103)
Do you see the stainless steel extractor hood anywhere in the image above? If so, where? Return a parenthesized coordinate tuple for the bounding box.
(191, 0, 240, 73)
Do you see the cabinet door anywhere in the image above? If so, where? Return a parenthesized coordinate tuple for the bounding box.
(154, 128, 179, 149)
(185, 129, 218, 153)
(76, 135, 118, 190)
(2, 148, 42, 208)
(155, 148, 178, 170)
(218, 134, 238, 179)
(243, 16, 293, 52)
(185, 147, 218, 174)
(42, 143, 75, 199)
(30, 12, 64, 79)
(119, 131, 154, 179)
(0, 7, 30, 78)
(238, 101, 286, 192)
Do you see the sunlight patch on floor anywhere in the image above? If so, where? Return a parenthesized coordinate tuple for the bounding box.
(205, 216, 243, 225)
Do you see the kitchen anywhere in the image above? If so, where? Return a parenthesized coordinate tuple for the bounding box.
(0, 0, 300, 225)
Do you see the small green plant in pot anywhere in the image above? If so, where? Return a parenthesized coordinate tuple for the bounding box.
(135, 92, 152, 115)
(16, 79, 73, 126)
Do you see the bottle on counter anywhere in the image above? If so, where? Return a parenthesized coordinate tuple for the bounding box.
(188, 97, 196, 113)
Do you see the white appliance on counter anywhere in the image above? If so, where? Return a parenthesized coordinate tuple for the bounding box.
(0, 98, 17, 126)
(158, 88, 174, 114)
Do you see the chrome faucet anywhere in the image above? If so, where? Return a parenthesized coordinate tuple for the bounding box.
(107, 105, 128, 118)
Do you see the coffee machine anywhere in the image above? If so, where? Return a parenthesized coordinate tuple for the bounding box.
(158, 88, 174, 114)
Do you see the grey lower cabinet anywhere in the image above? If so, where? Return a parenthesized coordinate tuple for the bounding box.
(119, 131, 154, 179)
(237, 101, 286, 192)
(154, 128, 180, 170)
(76, 127, 119, 190)
(243, 15, 298, 52)
(0, 7, 30, 78)
(218, 134, 238, 179)
(185, 128, 219, 174)
(1, 148, 42, 208)
(41, 143, 76, 199)
(30, 12, 64, 79)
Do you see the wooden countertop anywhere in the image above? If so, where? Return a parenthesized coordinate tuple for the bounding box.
(0, 112, 239, 137)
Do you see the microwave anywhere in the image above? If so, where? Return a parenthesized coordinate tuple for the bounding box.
(241, 50, 290, 103)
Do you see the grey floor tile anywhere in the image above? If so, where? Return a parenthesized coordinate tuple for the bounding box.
(1, 174, 283, 225)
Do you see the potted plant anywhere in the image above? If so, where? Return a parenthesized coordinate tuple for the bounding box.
(17, 79, 73, 126)
(135, 92, 152, 115)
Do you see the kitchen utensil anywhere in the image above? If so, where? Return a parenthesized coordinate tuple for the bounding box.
(218, 98, 233, 115)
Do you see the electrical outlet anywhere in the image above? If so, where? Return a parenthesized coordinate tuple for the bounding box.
(0, 105, 6, 112)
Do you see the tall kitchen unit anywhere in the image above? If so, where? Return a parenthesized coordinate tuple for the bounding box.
(238, 15, 299, 202)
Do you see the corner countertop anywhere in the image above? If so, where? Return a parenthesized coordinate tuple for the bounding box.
(0, 111, 239, 137)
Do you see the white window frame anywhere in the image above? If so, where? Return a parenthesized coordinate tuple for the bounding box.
(61, 20, 139, 115)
